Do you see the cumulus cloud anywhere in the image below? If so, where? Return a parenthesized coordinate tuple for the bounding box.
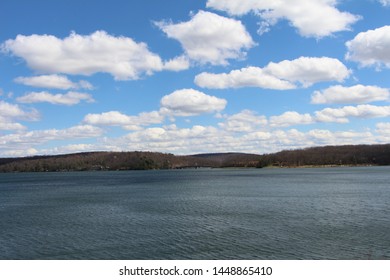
(97, 123, 377, 155)
(162, 56, 190, 71)
(264, 57, 350, 87)
(218, 110, 268, 132)
(0, 124, 103, 156)
(0, 116, 26, 131)
(311, 85, 390, 104)
(267, 104, 390, 127)
(195, 57, 350, 89)
(83, 110, 164, 130)
(0, 100, 39, 131)
(130, 125, 217, 142)
(14, 75, 93, 90)
(156, 10, 255, 65)
(83, 89, 226, 130)
(0, 100, 39, 120)
(270, 111, 314, 127)
(195, 67, 296, 90)
(315, 105, 390, 123)
(206, 0, 359, 38)
(1, 30, 175, 80)
(1, 116, 385, 156)
(307, 129, 373, 145)
(346, 26, 390, 68)
(160, 88, 227, 116)
(17, 91, 95, 105)
(112, 124, 222, 154)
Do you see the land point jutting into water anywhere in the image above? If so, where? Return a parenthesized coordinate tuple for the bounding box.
(1, 143, 390, 172)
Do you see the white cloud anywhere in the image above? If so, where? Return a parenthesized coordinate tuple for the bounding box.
(376, 122, 390, 135)
(0, 100, 39, 131)
(1, 31, 170, 80)
(379, 0, 390, 6)
(315, 105, 390, 123)
(97, 123, 377, 155)
(160, 88, 227, 116)
(60, 125, 104, 138)
(2, 118, 385, 157)
(312, 85, 390, 104)
(162, 56, 190, 71)
(195, 57, 350, 89)
(346, 26, 390, 68)
(206, 0, 359, 38)
(84, 89, 227, 131)
(270, 111, 314, 127)
(14, 74, 93, 90)
(307, 129, 373, 145)
(17, 91, 95, 105)
(266, 104, 390, 127)
(109, 124, 223, 154)
(219, 110, 268, 132)
(84, 111, 135, 126)
(242, 131, 272, 141)
(156, 10, 255, 65)
(264, 57, 350, 87)
(0, 125, 103, 155)
(0, 116, 26, 131)
(0, 100, 38, 119)
(41, 144, 97, 155)
(1, 148, 39, 157)
(195, 67, 296, 90)
(83, 110, 164, 130)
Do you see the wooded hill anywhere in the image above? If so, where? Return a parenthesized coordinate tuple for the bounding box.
(257, 144, 390, 167)
(0, 144, 389, 172)
(0, 151, 262, 172)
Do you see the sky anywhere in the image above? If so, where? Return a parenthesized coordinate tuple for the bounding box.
(0, 0, 390, 157)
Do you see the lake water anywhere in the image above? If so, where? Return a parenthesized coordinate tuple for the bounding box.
(0, 167, 389, 259)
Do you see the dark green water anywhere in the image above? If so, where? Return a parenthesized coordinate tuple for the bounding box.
(0, 167, 389, 259)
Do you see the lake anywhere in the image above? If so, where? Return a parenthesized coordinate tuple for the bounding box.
(0, 167, 389, 259)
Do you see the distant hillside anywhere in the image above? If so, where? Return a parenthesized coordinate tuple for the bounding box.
(0, 151, 261, 172)
(0, 144, 389, 172)
(192, 153, 262, 167)
(257, 144, 390, 167)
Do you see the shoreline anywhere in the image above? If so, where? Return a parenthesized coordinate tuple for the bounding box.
(1, 144, 389, 172)
(1, 164, 387, 174)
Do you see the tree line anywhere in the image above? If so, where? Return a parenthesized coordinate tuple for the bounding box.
(0, 144, 389, 172)
(256, 144, 390, 167)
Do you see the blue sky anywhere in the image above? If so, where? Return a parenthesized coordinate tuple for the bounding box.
(1, 0, 390, 157)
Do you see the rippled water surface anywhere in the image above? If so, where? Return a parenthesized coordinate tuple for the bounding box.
(1, 167, 390, 259)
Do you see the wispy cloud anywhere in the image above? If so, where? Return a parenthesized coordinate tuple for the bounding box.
(14, 74, 93, 90)
(17, 91, 95, 106)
